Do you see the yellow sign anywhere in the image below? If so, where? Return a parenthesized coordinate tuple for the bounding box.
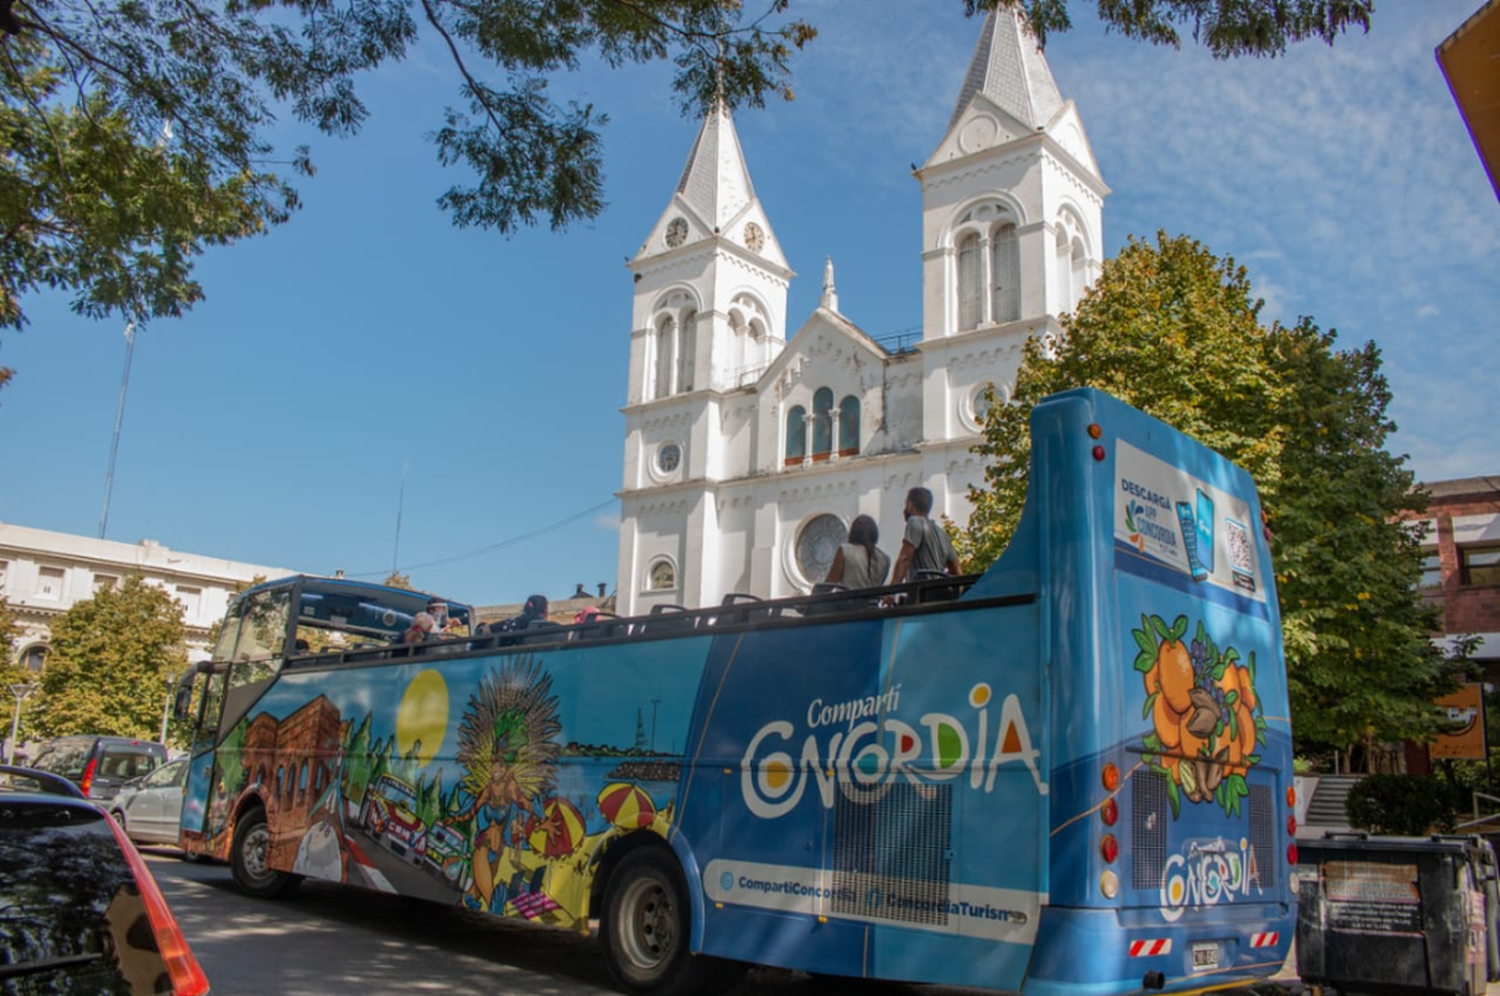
(1432, 684, 1487, 760)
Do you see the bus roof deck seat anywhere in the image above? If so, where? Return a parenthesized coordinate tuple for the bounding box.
(638, 603, 696, 637)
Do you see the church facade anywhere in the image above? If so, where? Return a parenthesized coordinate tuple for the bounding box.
(616, 10, 1108, 615)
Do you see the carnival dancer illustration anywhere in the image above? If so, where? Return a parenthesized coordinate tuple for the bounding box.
(456, 656, 562, 913)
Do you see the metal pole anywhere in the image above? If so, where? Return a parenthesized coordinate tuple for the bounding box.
(99, 321, 137, 540)
(7, 684, 36, 764)
(159, 672, 176, 743)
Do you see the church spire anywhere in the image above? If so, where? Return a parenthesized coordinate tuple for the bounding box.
(820, 256, 839, 313)
(673, 102, 755, 235)
(635, 100, 787, 269)
(947, 6, 1064, 133)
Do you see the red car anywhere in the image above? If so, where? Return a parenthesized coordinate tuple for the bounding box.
(0, 764, 210, 994)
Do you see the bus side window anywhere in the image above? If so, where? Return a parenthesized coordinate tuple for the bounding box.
(233, 588, 291, 664)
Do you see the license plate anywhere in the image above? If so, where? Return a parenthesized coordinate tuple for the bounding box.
(1191, 942, 1219, 971)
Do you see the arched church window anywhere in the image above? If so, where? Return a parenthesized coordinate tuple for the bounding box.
(811, 388, 834, 461)
(785, 406, 807, 466)
(648, 559, 677, 591)
(677, 309, 696, 392)
(838, 395, 860, 456)
(1070, 239, 1088, 311)
(957, 232, 983, 331)
(991, 223, 1019, 323)
(654, 315, 675, 400)
(1055, 230, 1073, 315)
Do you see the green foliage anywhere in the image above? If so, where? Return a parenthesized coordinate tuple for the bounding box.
(0, 0, 815, 333)
(1346, 773, 1464, 836)
(960, 231, 1454, 756)
(965, 1, 1373, 57)
(0, 596, 23, 685)
(32, 575, 187, 739)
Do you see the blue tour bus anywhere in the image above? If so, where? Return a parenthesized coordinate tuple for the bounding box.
(177, 388, 1295, 995)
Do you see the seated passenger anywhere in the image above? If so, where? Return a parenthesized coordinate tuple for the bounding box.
(402, 612, 439, 644)
(497, 594, 551, 632)
(825, 514, 891, 590)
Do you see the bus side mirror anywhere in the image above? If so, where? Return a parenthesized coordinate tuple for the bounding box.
(171, 661, 209, 722)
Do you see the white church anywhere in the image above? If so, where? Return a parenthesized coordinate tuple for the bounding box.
(615, 9, 1108, 615)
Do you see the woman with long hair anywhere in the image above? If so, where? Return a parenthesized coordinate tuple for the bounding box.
(825, 514, 891, 589)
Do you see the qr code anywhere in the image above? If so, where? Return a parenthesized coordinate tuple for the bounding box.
(1226, 518, 1252, 574)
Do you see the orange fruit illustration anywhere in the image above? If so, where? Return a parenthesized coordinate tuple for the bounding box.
(1154, 693, 1183, 749)
(1157, 639, 1194, 714)
(1217, 662, 1241, 703)
(1238, 702, 1257, 757)
(1237, 666, 1257, 711)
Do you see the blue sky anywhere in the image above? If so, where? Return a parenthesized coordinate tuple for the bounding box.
(0, 1, 1493, 609)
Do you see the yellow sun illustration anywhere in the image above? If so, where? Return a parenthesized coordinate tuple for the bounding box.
(396, 669, 449, 766)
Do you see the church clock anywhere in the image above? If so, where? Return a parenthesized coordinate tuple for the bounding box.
(743, 222, 764, 253)
(795, 514, 847, 585)
(665, 217, 688, 248)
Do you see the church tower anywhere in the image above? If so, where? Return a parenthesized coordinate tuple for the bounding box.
(913, 7, 1108, 504)
(617, 102, 793, 614)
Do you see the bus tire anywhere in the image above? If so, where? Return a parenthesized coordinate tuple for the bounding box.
(230, 807, 302, 899)
(600, 848, 731, 996)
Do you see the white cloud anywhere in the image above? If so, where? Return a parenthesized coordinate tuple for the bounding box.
(1415, 304, 1440, 319)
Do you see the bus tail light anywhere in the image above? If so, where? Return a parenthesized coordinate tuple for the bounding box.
(1101, 834, 1119, 863)
(1101, 763, 1119, 792)
(1286, 785, 1296, 807)
(1101, 797, 1118, 827)
(1100, 870, 1118, 898)
(1288, 815, 1297, 836)
(80, 756, 97, 797)
(1288, 843, 1299, 866)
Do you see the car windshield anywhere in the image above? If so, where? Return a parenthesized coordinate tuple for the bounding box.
(0, 801, 172, 993)
(28, 741, 92, 779)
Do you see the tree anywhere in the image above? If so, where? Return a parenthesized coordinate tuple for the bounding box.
(0, 0, 815, 337)
(0, 596, 22, 685)
(971, 1, 1373, 57)
(32, 574, 187, 739)
(960, 231, 1452, 757)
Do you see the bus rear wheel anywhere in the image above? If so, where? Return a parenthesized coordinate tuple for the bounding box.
(230, 807, 302, 899)
(600, 848, 742, 996)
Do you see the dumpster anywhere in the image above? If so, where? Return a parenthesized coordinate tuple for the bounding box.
(1296, 833, 1500, 996)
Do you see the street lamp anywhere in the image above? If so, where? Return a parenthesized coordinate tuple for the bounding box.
(159, 672, 179, 744)
(7, 683, 37, 764)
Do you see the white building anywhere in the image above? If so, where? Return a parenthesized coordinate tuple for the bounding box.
(616, 9, 1107, 614)
(0, 522, 298, 670)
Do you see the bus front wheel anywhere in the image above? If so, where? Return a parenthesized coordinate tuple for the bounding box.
(231, 807, 302, 899)
(600, 848, 742, 996)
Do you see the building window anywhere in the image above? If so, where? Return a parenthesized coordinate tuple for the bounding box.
(785, 406, 807, 466)
(795, 514, 847, 585)
(648, 560, 677, 591)
(36, 567, 64, 600)
(177, 585, 202, 618)
(991, 223, 1019, 322)
(653, 315, 675, 400)
(811, 388, 834, 461)
(1419, 552, 1443, 590)
(93, 573, 119, 593)
(1461, 546, 1500, 586)
(838, 395, 860, 456)
(676, 310, 696, 393)
(21, 645, 48, 673)
(957, 232, 982, 331)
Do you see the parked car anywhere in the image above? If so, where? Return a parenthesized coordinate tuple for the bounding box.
(28, 735, 168, 801)
(111, 757, 190, 849)
(0, 763, 211, 994)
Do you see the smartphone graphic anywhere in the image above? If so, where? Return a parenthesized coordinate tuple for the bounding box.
(1175, 501, 1209, 582)
(1195, 489, 1215, 577)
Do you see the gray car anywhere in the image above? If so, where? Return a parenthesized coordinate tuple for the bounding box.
(110, 757, 189, 848)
